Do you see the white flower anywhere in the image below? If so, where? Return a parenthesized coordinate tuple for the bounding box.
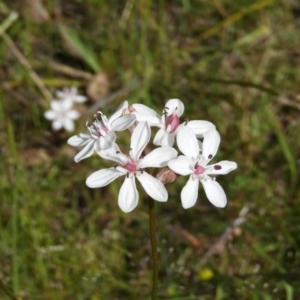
(56, 86, 87, 103)
(133, 99, 216, 146)
(168, 129, 237, 209)
(44, 99, 80, 132)
(86, 122, 178, 213)
(67, 101, 136, 162)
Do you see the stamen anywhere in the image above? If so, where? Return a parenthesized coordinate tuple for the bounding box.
(126, 173, 129, 178)
(114, 165, 118, 168)
(184, 118, 189, 125)
(138, 168, 143, 174)
(116, 151, 120, 154)
(208, 154, 213, 159)
(214, 165, 222, 170)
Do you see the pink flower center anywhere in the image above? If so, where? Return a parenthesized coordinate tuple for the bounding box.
(124, 160, 138, 172)
(194, 164, 205, 175)
(165, 114, 180, 133)
(96, 126, 108, 137)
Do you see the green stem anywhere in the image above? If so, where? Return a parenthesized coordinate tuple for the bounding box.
(148, 197, 158, 300)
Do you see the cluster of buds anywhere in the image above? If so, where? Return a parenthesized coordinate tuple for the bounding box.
(68, 99, 237, 213)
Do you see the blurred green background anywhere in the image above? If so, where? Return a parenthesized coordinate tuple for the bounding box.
(1, 0, 300, 299)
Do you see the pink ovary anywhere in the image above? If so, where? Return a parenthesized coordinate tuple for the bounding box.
(165, 114, 180, 133)
(97, 126, 108, 137)
(194, 164, 205, 175)
(125, 161, 138, 172)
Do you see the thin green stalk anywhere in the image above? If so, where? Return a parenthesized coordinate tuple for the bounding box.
(148, 196, 158, 300)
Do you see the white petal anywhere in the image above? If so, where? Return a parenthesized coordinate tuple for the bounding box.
(118, 176, 139, 213)
(63, 119, 75, 132)
(111, 114, 136, 131)
(97, 144, 128, 165)
(132, 112, 161, 126)
(74, 140, 95, 162)
(51, 100, 61, 111)
(181, 176, 199, 209)
(130, 122, 150, 161)
(108, 101, 128, 124)
(52, 119, 62, 130)
(164, 99, 184, 117)
(206, 161, 238, 175)
(86, 168, 124, 188)
(61, 98, 73, 111)
(202, 130, 220, 161)
(136, 172, 168, 202)
(140, 147, 178, 168)
(132, 103, 161, 119)
(153, 129, 175, 146)
(66, 110, 80, 119)
(68, 133, 91, 147)
(74, 95, 87, 103)
(187, 120, 216, 137)
(98, 131, 116, 150)
(201, 179, 227, 208)
(44, 111, 57, 120)
(176, 125, 199, 160)
(168, 155, 193, 175)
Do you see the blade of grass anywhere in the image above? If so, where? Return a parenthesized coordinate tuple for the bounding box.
(264, 105, 297, 183)
(58, 24, 101, 73)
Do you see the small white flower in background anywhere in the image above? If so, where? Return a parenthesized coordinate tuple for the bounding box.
(68, 101, 136, 162)
(86, 122, 178, 213)
(44, 99, 80, 132)
(56, 86, 87, 103)
(168, 129, 237, 209)
(133, 99, 216, 147)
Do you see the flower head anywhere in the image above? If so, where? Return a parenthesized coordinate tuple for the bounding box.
(86, 122, 178, 212)
(168, 128, 237, 209)
(68, 101, 136, 162)
(56, 86, 87, 103)
(44, 99, 80, 132)
(133, 99, 216, 146)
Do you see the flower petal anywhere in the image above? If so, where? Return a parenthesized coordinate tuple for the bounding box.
(44, 111, 57, 120)
(176, 125, 199, 160)
(132, 112, 162, 126)
(164, 99, 184, 117)
(136, 171, 168, 202)
(61, 98, 73, 111)
(68, 133, 91, 147)
(181, 176, 199, 209)
(202, 130, 220, 161)
(187, 120, 216, 137)
(205, 161, 238, 175)
(51, 100, 61, 111)
(168, 155, 193, 175)
(130, 122, 150, 161)
(118, 176, 139, 213)
(66, 110, 80, 119)
(98, 130, 116, 150)
(74, 95, 87, 103)
(63, 119, 75, 132)
(97, 144, 128, 165)
(201, 179, 227, 208)
(111, 114, 136, 131)
(108, 101, 128, 124)
(140, 147, 178, 168)
(132, 103, 161, 119)
(74, 140, 95, 162)
(153, 129, 175, 146)
(86, 168, 124, 188)
(52, 119, 62, 130)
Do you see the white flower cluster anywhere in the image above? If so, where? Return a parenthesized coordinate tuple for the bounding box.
(44, 87, 87, 132)
(68, 99, 237, 213)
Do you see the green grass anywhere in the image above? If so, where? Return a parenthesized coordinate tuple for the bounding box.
(1, 0, 300, 299)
